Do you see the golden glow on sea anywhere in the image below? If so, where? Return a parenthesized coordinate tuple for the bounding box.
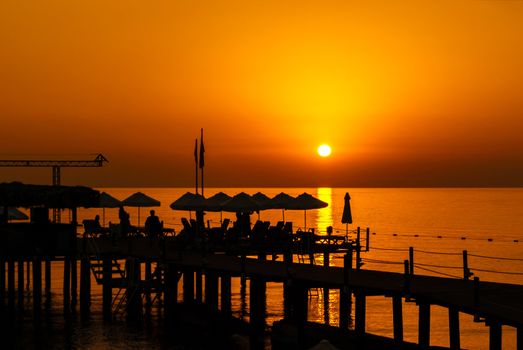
(0, 1, 522, 187)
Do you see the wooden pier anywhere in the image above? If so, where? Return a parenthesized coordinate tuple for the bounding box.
(1, 184, 522, 349)
(1, 229, 522, 350)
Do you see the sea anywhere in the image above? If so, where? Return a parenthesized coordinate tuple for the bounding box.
(5, 188, 523, 349)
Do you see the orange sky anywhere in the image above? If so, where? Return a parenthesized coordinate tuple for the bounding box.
(1, 0, 522, 187)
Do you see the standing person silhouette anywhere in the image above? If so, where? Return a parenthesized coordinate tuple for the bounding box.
(145, 209, 162, 238)
(118, 206, 130, 238)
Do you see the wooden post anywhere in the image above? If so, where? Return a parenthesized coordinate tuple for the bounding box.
(71, 258, 78, 307)
(183, 269, 195, 303)
(249, 275, 266, 350)
(291, 282, 308, 350)
(7, 258, 15, 316)
(0, 259, 5, 307)
(393, 295, 403, 344)
(164, 263, 178, 323)
(409, 247, 414, 275)
(365, 228, 370, 251)
(323, 249, 329, 321)
(195, 269, 203, 303)
(63, 256, 71, 313)
(80, 257, 91, 318)
(489, 320, 502, 350)
(355, 293, 366, 336)
(221, 274, 232, 316)
(32, 256, 42, 317)
(403, 260, 410, 296)
(204, 270, 219, 310)
(145, 260, 152, 311)
(71, 208, 78, 307)
(283, 251, 292, 319)
(463, 250, 470, 280)
(474, 277, 480, 307)
(356, 227, 361, 270)
(418, 303, 431, 349)
(102, 255, 112, 321)
(17, 259, 24, 309)
(27, 259, 30, 289)
(449, 307, 460, 349)
(517, 327, 522, 350)
(340, 250, 352, 329)
(45, 258, 51, 298)
(126, 258, 142, 322)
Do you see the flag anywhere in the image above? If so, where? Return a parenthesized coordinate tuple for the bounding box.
(199, 128, 205, 169)
(194, 139, 198, 165)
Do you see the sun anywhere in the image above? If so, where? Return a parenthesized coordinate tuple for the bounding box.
(317, 144, 332, 157)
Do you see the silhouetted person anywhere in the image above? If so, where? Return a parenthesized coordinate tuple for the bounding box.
(196, 210, 205, 233)
(119, 206, 130, 238)
(145, 209, 162, 238)
(93, 214, 102, 231)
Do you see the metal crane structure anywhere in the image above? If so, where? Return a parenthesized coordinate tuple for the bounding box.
(0, 153, 108, 222)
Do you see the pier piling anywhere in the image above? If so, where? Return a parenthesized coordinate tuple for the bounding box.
(102, 255, 112, 321)
(63, 256, 71, 312)
(392, 295, 403, 344)
(45, 258, 51, 298)
(164, 263, 178, 322)
(489, 320, 502, 350)
(80, 256, 91, 318)
(144, 260, 152, 311)
(249, 275, 266, 350)
(71, 257, 78, 306)
(0, 259, 5, 308)
(449, 307, 460, 349)
(196, 269, 203, 303)
(183, 269, 195, 303)
(32, 256, 42, 317)
(220, 273, 232, 316)
(7, 258, 15, 315)
(340, 250, 352, 329)
(204, 270, 219, 310)
(17, 259, 24, 309)
(355, 293, 366, 336)
(418, 303, 431, 349)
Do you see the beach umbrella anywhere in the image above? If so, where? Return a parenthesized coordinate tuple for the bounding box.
(252, 192, 272, 220)
(205, 192, 232, 211)
(341, 192, 353, 235)
(8, 207, 28, 221)
(294, 192, 328, 231)
(269, 192, 297, 221)
(170, 192, 207, 211)
(169, 192, 207, 221)
(98, 192, 121, 226)
(220, 192, 260, 213)
(205, 192, 232, 222)
(122, 192, 161, 226)
(252, 192, 272, 209)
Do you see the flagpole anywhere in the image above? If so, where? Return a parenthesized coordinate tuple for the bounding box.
(200, 128, 205, 197)
(195, 138, 198, 195)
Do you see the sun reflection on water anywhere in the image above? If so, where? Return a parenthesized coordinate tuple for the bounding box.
(315, 187, 333, 235)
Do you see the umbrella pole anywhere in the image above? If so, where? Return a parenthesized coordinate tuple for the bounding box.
(138, 207, 140, 227)
(282, 209, 285, 222)
(304, 210, 306, 231)
(103, 208, 106, 227)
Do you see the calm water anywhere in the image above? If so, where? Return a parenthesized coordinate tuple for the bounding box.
(9, 188, 523, 349)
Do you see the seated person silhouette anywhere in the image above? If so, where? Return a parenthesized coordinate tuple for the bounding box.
(93, 214, 102, 231)
(145, 209, 162, 238)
